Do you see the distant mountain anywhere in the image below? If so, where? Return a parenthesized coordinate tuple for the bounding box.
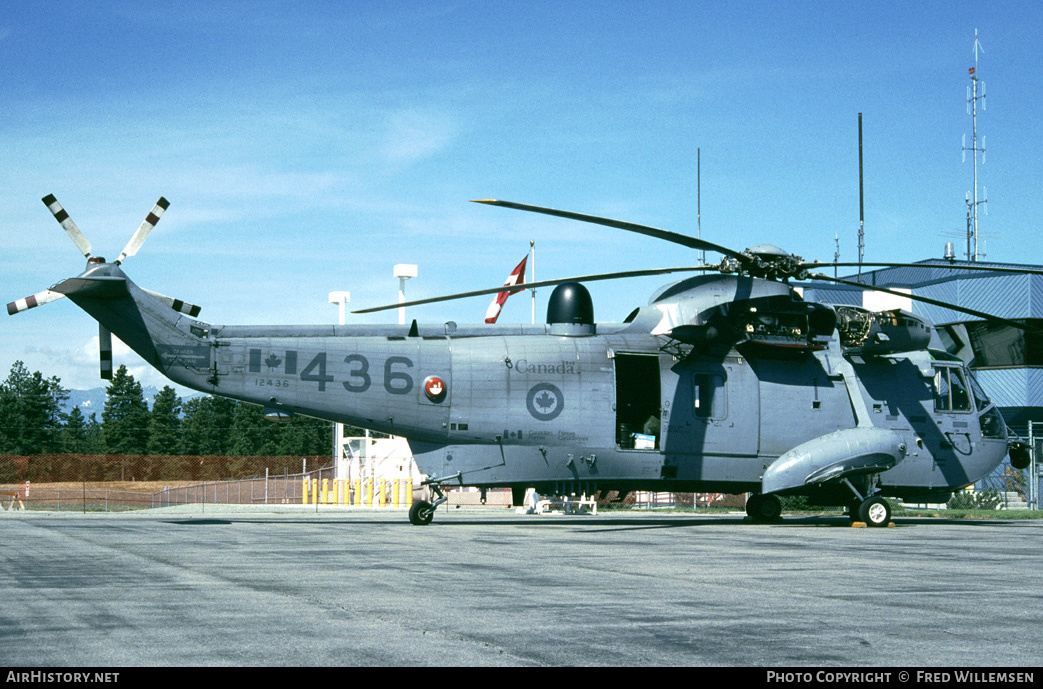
(64, 386, 162, 418)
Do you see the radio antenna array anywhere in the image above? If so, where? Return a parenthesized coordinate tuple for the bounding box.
(962, 28, 988, 262)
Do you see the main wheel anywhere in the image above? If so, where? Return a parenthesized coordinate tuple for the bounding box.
(858, 496, 891, 527)
(409, 500, 434, 526)
(746, 493, 782, 523)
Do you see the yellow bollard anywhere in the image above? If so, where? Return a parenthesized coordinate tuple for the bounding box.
(354, 479, 361, 506)
(406, 479, 413, 507)
(366, 478, 373, 507)
(322, 478, 329, 505)
(312, 479, 318, 505)
(393, 479, 400, 508)
(302, 479, 310, 505)
(379, 479, 386, 508)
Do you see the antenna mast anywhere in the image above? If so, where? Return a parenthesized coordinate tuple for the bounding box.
(857, 113, 864, 282)
(697, 147, 705, 265)
(962, 29, 987, 261)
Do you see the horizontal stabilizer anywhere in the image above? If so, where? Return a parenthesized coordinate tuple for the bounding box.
(763, 427, 907, 495)
(52, 274, 129, 300)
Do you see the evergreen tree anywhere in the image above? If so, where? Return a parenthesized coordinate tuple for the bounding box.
(62, 406, 92, 453)
(102, 365, 150, 455)
(148, 386, 182, 455)
(180, 395, 237, 456)
(228, 401, 278, 456)
(0, 361, 68, 454)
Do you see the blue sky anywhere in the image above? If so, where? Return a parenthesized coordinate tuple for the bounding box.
(4, 1, 1043, 393)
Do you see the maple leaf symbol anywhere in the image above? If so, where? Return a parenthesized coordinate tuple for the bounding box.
(265, 354, 282, 369)
(535, 391, 556, 410)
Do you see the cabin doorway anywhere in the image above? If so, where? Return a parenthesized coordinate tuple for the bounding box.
(615, 353, 662, 449)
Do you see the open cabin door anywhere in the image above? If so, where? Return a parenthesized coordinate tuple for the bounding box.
(614, 353, 663, 450)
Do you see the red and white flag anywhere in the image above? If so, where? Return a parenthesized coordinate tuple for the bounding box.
(485, 255, 528, 323)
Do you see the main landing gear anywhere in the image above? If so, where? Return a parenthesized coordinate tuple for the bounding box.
(844, 479, 892, 528)
(853, 495, 892, 527)
(746, 493, 783, 523)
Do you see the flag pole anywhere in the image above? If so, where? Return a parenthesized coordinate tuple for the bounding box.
(530, 239, 536, 325)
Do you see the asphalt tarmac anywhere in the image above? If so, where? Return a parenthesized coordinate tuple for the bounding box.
(1, 505, 1041, 667)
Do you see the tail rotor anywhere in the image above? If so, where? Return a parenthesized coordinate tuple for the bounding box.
(7, 194, 200, 379)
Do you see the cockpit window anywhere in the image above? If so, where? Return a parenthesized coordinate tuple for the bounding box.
(933, 366, 971, 413)
(968, 372, 993, 411)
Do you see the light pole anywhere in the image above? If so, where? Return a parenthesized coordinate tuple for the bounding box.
(393, 264, 418, 325)
(328, 291, 350, 490)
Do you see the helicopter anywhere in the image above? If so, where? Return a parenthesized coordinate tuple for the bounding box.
(8, 194, 1036, 527)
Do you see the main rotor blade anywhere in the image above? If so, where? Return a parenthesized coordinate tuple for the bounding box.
(352, 265, 718, 315)
(807, 272, 1043, 335)
(803, 261, 1043, 277)
(117, 197, 169, 264)
(472, 199, 747, 261)
(7, 289, 65, 316)
(42, 194, 92, 258)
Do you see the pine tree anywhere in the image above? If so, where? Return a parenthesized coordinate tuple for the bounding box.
(62, 406, 91, 453)
(102, 365, 150, 455)
(148, 386, 182, 455)
(0, 361, 68, 454)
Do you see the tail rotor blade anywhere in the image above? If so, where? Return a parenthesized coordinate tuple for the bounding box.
(7, 289, 65, 316)
(99, 325, 113, 380)
(117, 197, 169, 264)
(42, 194, 93, 259)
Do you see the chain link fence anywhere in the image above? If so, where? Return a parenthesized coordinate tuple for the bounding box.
(0, 453, 515, 512)
(1, 453, 329, 512)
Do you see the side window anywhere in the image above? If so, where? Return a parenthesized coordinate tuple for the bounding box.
(933, 366, 971, 413)
(693, 373, 725, 420)
(934, 368, 950, 411)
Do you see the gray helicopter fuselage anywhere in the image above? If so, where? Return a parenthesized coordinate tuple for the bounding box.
(63, 265, 1007, 504)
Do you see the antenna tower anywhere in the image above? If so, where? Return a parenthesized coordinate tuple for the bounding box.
(962, 29, 988, 261)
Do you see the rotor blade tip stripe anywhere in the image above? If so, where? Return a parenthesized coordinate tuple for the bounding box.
(146, 212, 161, 226)
(42, 194, 57, 205)
(157, 197, 170, 209)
